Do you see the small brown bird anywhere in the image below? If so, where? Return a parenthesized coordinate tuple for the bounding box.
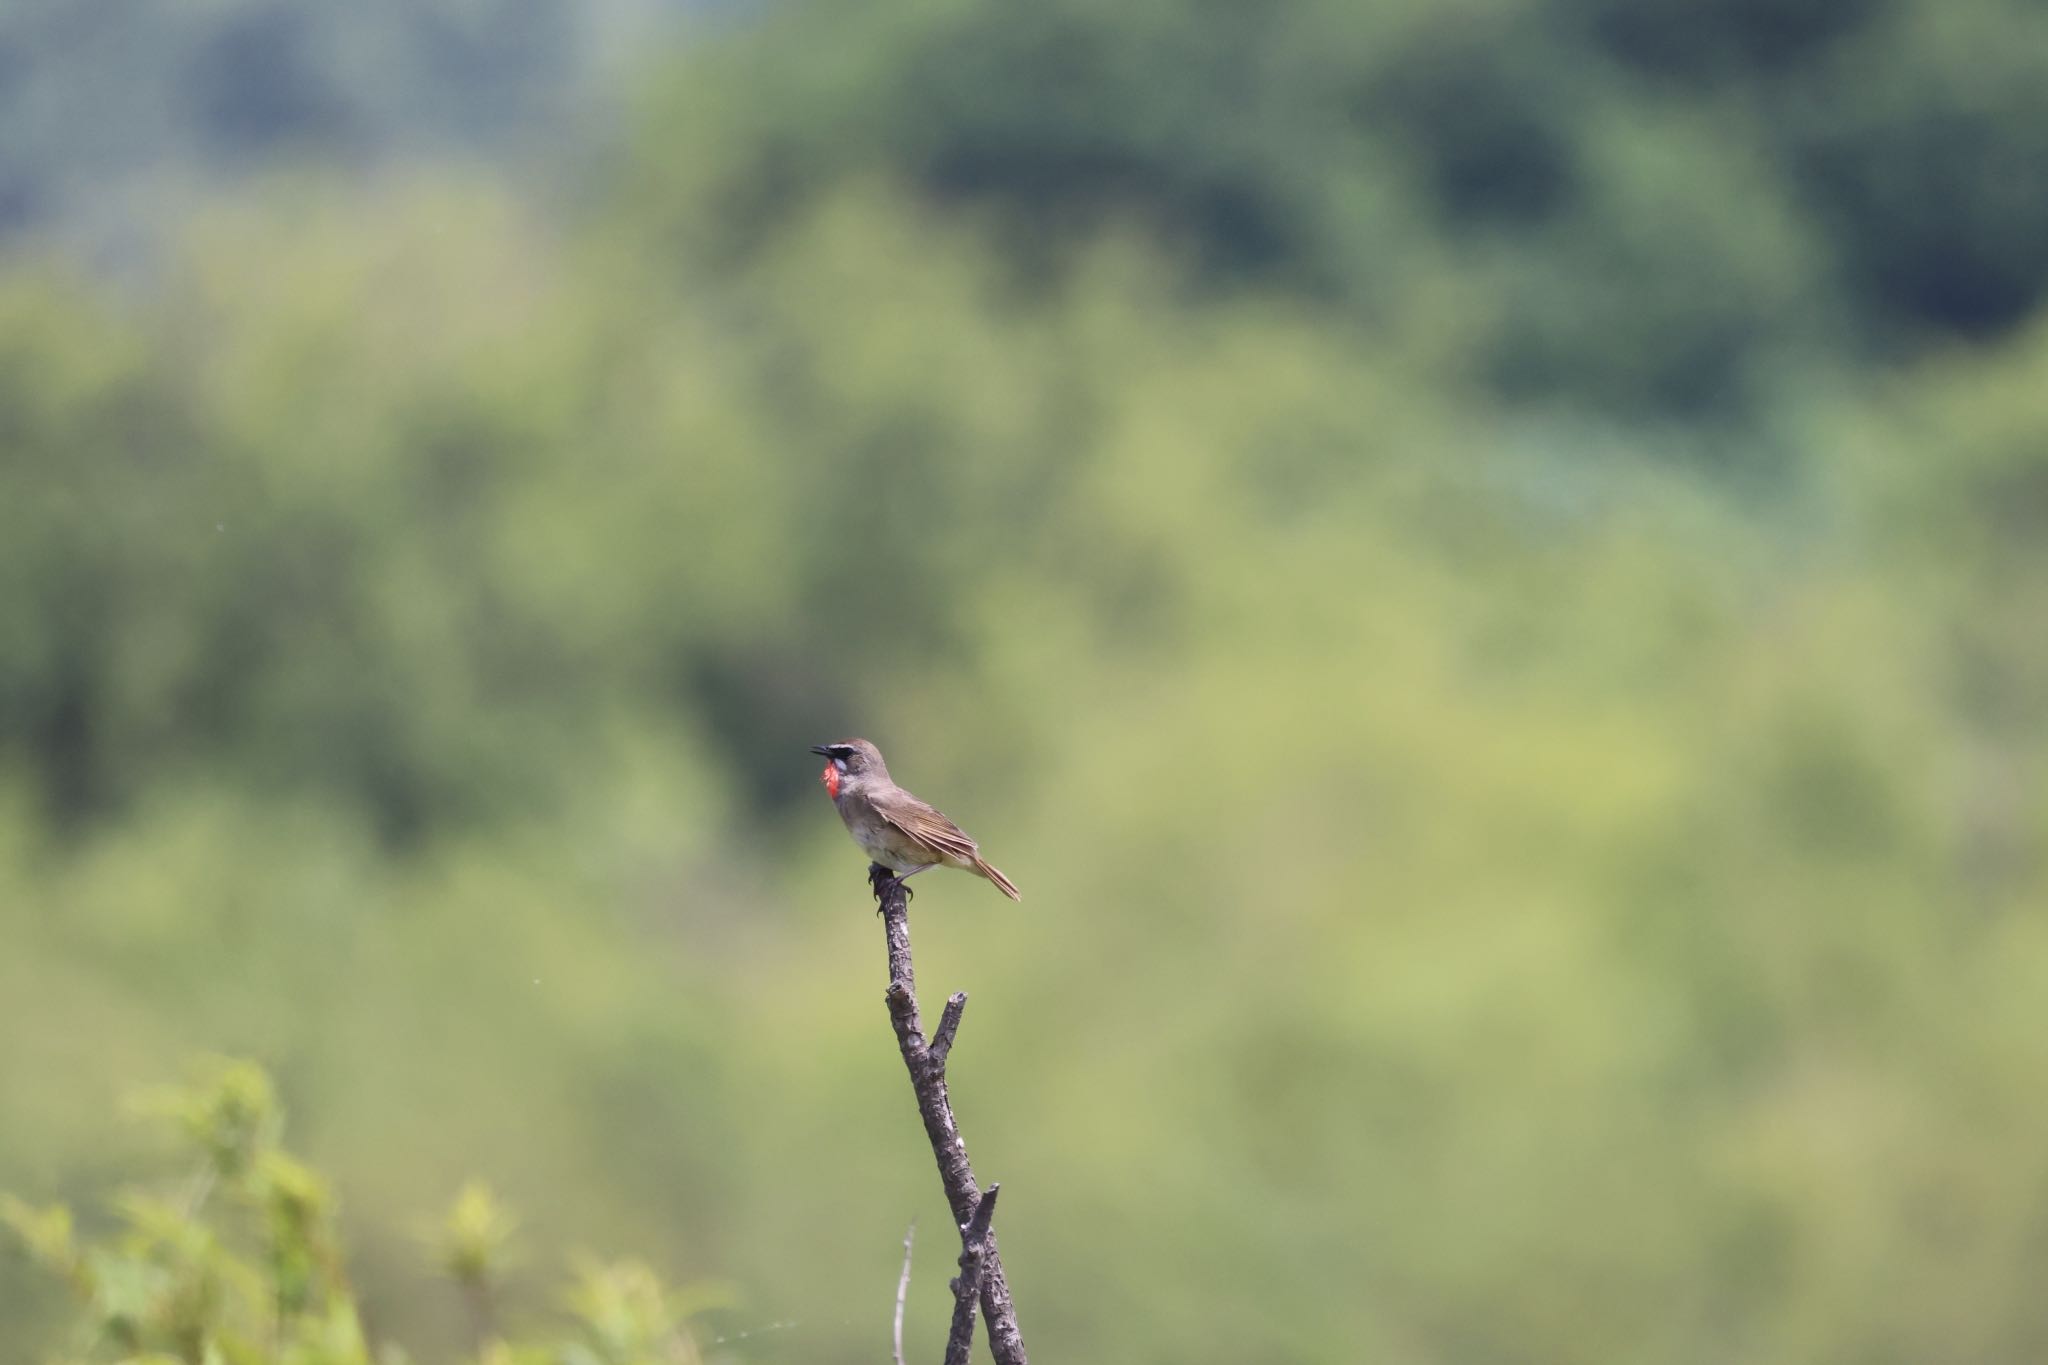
(812, 739, 1021, 900)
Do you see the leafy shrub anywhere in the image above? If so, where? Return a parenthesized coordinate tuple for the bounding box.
(4, 1060, 716, 1365)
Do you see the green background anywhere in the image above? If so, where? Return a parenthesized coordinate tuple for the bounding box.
(5, 0, 2048, 1360)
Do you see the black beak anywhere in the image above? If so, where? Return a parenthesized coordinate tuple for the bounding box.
(810, 744, 832, 757)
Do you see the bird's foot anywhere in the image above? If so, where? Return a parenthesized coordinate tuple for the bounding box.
(868, 862, 913, 911)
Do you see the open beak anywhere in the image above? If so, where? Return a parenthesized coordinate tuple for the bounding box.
(809, 744, 832, 757)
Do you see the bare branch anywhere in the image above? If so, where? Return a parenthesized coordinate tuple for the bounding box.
(943, 1185, 1001, 1365)
(872, 869, 1029, 1365)
(893, 1221, 915, 1365)
(930, 993, 967, 1065)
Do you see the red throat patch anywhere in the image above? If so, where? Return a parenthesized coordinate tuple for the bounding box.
(821, 763, 840, 799)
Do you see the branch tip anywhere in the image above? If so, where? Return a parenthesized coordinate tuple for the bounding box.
(965, 1183, 1000, 1242)
(930, 993, 968, 1063)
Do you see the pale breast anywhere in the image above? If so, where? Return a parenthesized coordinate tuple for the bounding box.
(839, 797, 941, 872)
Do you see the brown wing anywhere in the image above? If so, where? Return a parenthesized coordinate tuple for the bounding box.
(877, 794, 981, 862)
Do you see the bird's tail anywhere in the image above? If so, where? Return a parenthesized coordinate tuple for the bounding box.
(972, 857, 1022, 902)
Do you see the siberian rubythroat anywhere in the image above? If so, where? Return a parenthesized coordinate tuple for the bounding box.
(812, 739, 1021, 900)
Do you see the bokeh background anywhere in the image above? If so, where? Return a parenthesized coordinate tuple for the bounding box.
(5, 0, 2048, 1360)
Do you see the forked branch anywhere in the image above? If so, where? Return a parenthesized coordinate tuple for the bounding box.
(871, 863, 1027, 1365)
(944, 1185, 1001, 1365)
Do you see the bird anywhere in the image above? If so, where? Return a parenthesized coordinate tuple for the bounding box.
(811, 738, 1021, 901)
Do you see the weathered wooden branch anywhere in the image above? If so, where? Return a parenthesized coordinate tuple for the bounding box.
(870, 862, 1028, 1365)
(944, 1185, 1000, 1365)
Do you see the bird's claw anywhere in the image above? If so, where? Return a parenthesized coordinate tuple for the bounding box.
(867, 863, 913, 911)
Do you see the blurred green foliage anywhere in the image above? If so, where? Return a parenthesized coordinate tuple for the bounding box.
(3, 1060, 713, 1365)
(4, 0, 2048, 1362)
(631, 0, 2048, 411)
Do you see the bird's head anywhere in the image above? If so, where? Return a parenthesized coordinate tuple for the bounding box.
(811, 738, 888, 797)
